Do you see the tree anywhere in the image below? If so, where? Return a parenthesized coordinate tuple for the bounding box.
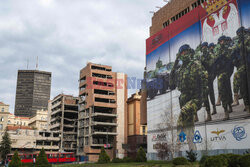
(186, 149, 197, 162)
(0, 128, 11, 161)
(156, 142, 170, 160)
(35, 148, 50, 167)
(98, 147, 110, 163)
(135, 147, 147, 162)
(9, 150, 22, 167)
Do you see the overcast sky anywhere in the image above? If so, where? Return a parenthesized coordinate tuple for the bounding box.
(0, 0, 166, 113)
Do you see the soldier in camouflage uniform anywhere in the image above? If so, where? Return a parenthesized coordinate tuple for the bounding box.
(170, 44, 208, 150)
(231, 27, 250, 112)
(200, 42, 217, 119)
(213, 36, 234, 120)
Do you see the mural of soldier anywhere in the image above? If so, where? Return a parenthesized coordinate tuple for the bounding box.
(170, 44, 207, 150)
(231, 27, 250, 113)
(213, 36, 234, 120)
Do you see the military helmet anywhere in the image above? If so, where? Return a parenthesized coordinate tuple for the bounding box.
(201, 42, 208, 48)
(237, 26, 245, 35)
(226, 36, 232, 42)
(179, 44, 190, 54)
(208, 43, 215, 48)
(218, 35, 226, 43)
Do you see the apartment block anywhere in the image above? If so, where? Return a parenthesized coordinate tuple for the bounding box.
(126, 92, 147, 158)
(49, 94, 78, 153)
(78, 62, 127, 162)
(14, 70, 51, 117)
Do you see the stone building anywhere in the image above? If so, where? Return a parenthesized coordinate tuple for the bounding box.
(49, 94, 78, 153)
(126, 92, 147, 158)
(77, 62, 127, 162)
(14, 70, 51, 117)
(28, 109, 48, 130)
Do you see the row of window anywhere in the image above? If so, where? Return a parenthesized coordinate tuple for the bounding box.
(162, 0, 207, 28)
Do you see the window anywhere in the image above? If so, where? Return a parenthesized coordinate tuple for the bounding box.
(1, 108, 4, 112)
(0, 117, 4, 122)
(66, 154, 71, 158)
(60, 154, 65, 158)
(48, 154, 53, 158)
(143, 126, 146, 134)
(0, 124, 3, 130)
(26, 154, 32, 159)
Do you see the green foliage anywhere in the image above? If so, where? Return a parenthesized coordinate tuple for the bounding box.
(186, 149, 197, 162)
(122, 157, 133, 163)
(135, 147, 147, 162)
(22, 163, 34, 167)
(35, 148, 50, 167)
(172, 157, 189, 166)
(98, 147, 110, 164)
(111, 157, 123, 163)
(9, 150, 22, 167)
(199, 155, 209, 167)
(0, 128, 11, 160)
(238, 154, 250, 167)
(226, 154, 241, 167)
(204, 156, 225, 167)
(216, 154, 228, 167)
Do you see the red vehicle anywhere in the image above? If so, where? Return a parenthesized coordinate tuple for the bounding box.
(7, 152, 76, 164)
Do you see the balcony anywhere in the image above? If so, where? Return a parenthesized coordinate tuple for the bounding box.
(92, 131, 117, 136)
(91, 112, 117, 117)
(91, 121, 117, 126)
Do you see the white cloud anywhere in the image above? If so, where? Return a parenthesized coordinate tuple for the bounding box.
(0, 0, 166, 113)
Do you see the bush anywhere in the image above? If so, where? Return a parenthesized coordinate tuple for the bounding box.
(9, 150, 22, 167)
(216, 154, 228, 167)
(172, 157, 189, 166)
(238, 154, 250, 167)
(204, 156, 225, 167)
(199, 155, 209, 167)
(122, 157, 133, 163)
(186, 149, 197, 162)
(226, 154, 241, 167)
(36, 148, 51, 167)
(136, 147, 147, 162)
(111, 158, 123, 163)
(98, 147, 110, 163)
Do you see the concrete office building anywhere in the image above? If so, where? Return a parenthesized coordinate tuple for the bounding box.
(14, 70, 51, 117)
(77, 62, 127, 162)
(49, 94, 79, 153)
(0, 102, 10, 132)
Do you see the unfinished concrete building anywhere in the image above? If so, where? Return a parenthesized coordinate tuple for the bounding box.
(49, 94, 79, 153)
(77, 62, 127, 162)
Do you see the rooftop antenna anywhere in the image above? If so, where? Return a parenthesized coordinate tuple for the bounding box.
(36, 56, 38, 70)
(149, 11, 155, 14)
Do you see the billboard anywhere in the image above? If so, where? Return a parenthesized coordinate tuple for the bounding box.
(146, 0, 250, 159)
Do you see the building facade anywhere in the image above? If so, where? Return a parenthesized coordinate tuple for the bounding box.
(6, 126, 60, 153)
(126, 92, 147, 158)
(0, 102, 10, 132)
(28, 109, 48, 130)
(77, 62, 127, 162)
(146, 0, 250, 160)
(14, 70, 51, 117)
(49, 94, 78, 153)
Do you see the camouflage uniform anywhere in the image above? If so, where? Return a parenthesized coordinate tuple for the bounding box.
(200, 42, 217, 119)
(213, 36, 234, 119)
(232, 27, 250, 112)
(170, 44, 207, 150)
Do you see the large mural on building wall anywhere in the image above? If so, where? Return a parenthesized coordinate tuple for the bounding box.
(146, 0, 250, 158)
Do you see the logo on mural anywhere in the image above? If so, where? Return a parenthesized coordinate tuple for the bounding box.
(231, 125, 247, 141)
(210, 129, 226, 142)
(179, 131, 186, 143)
(201, 0, 240, 43)
(152, 133, 167, 142)
(193, 130, 202, 143)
